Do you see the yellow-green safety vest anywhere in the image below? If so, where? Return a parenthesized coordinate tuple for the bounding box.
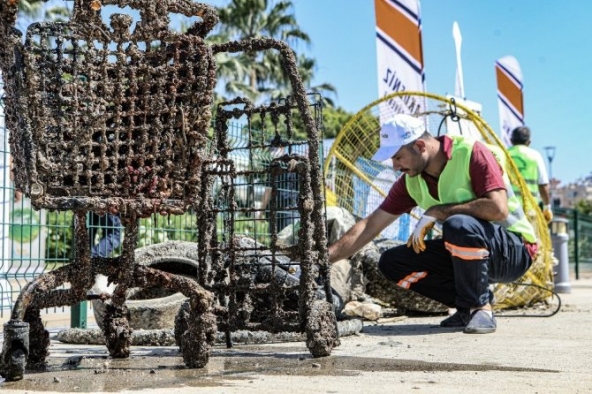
(405, 136, 537, 243)
(507, 144, 541, 204)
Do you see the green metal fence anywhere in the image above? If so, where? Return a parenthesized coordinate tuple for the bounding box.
(1, 206, 200, 318)
(554, 207, 592, 279)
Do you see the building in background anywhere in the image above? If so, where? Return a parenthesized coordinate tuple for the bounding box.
(553, 176, 592, 209)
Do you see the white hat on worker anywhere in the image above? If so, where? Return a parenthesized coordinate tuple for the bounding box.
(371, 114, 426, 162)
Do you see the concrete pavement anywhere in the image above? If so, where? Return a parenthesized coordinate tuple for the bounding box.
(1, 275, 591, 393)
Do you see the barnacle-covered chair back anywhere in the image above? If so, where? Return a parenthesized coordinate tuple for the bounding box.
(0, 0, 219, 216)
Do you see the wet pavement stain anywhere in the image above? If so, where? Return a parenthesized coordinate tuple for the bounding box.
(2, 346, 559, 392)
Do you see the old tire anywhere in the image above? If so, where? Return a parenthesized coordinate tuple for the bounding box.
(92, 241, 199, 331)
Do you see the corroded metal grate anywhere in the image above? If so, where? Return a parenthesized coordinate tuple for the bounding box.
(197, 96, 331, 336)
(4, 0, 219, 215)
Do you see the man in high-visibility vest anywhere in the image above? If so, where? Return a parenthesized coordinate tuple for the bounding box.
(328, 114, 538, 334)
(508, 126, 553, 223)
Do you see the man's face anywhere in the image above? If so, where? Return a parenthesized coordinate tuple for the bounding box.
(390, 141, 425, 177)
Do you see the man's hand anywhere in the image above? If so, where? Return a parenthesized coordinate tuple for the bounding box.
(543, 204, 553, 224)
(407, 215, 437, 254)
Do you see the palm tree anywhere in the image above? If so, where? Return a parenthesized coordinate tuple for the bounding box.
(14, 0, 44, 29)
(213, 0, 311, 101)
(15, 0, 71, 30)
(266, 53, 337, 107)
(44, 2, 72, 22)
(205, 30, 259, 101)
(17, 0, 43, 16)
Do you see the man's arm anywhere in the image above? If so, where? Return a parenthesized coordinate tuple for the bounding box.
(535, 149, 551, 206)
(539, 183, 551, 206)
(424, 188, 509, 223)
(328, 208, 399, 263)
(536, 153, 554, 221)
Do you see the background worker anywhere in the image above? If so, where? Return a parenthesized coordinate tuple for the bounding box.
(88, 212, 121, 258)
(327, 114, 538, 334)
(89, 212, 121, 295)
(508, 126, 553, 223)
(261, 145, 300, 234)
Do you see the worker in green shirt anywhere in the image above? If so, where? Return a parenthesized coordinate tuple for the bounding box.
(507, 126, 552, 223)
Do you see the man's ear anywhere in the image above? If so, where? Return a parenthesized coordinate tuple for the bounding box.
(414, 139, 426, 152)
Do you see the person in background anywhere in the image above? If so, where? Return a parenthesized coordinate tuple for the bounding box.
(88, 212, 121, 295)
(88, 212, 122, 258)
(261, 145, 300, 233)
(327, 114, 538, 334)
(507, 126, 552, 223)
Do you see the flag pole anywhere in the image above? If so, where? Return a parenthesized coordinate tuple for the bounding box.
(452, 21, 465, 99)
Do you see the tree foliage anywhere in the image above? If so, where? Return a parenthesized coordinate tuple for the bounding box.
(210, 0, 309, 100)
(209, 0, 336, 107)
(14, 0, 71, 28)
(322, 106, 355, 139)
(204, 0, 353, 143)
(575, 199, 592, 216)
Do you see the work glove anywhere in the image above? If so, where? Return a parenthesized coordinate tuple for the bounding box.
(543, 204, 553, 224)
(407, 215, 437, 254)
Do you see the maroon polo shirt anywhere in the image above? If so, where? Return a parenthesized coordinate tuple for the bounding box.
(379, 135, 538, 258)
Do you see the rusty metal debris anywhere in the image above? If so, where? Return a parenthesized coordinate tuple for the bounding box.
(0, 0, 337, 381)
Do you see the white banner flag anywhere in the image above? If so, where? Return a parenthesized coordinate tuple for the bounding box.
(370, 0, 425, 240)
(375, 0, 425, 119)
(495, 56, 524, 147)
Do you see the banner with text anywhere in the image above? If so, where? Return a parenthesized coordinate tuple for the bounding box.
(375, 0, 425, 120)
(372, 0, 425, 240)
(495, 56, 524, 147)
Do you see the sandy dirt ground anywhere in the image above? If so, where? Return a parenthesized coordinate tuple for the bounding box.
(1, 275, 591, 394)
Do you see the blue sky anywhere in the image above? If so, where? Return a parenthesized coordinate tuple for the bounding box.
(286, 0, 592, 186)
(189, 0, 591, 185)
(41, 0, 591, 185)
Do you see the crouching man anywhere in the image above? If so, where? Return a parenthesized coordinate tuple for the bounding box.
(328, 114, 537, 334)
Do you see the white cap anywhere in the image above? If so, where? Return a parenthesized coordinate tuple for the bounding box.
(371, 114, 426, 162)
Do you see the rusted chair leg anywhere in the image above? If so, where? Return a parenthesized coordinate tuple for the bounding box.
(131, 263, 216, 368)
(102, 216, 137, 358)
(175, 295, 217, 368)
(0, 320, 29, 381)
(23, 307, 50, 370)
(0, 264, 89, 381)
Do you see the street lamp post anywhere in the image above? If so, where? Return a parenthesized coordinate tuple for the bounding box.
(544, 146, 556, 207)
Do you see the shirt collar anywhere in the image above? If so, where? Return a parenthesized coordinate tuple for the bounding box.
(440, 135, 453, 160)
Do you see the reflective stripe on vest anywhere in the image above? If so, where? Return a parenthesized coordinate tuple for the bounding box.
(405, 136, 537, 243)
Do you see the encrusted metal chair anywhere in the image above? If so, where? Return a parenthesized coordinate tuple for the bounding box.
(179, 94, 338, 358)
(0, 0, 337, 381)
